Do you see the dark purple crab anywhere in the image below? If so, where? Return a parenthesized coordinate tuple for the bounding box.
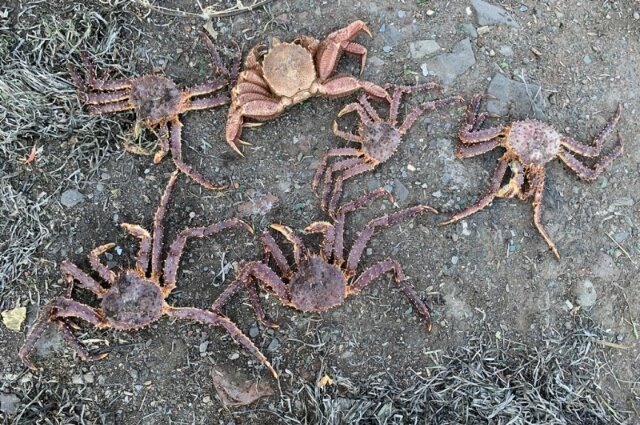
(20, 171, 277, 377)
(68, 33, 238, 190)
(441, 94, 623, 258)
(313, 83, 464, 214)
(211, 188, 436, 330)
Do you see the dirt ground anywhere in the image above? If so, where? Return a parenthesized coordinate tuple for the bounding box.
(1, 0, 639, 424)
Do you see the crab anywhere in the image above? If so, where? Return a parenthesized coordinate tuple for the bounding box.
(20, 171, 277, 378)
(441, 94, 623, 258)
(313, 83, 465, 214)
(225, 20, 391, 155)
(211, 188, 436, 331)
(68, 33, 236, 190)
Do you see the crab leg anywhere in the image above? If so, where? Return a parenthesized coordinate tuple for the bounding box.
(346, 205, 436, 276)
(316, 20, 372, 79)
(121, 224, 152, 275)
(56, 320, 109, 362)
(529, 169, 560, 259)
(153, 122, 171, 164)
(321, 157, 368, 212)
(333, 188, 393, 264)
(164, 306, 277, 378)
(163, 218, 253, 296)
(246, 281, 280, 329)
(21, 297, 108, 367)
(557, 136, 623, 181)
(327, 161, 377, 215)
(454, 139, 500, 159)
(87, 100, 133, 115)
(304, 221, 335, 260)
(312, 148, 361, 192)
(319, 75, 391, 102)
(60, 261, 108, 298)
(260, 231, 291, 276)
(458, 94, 506, 144)
(184, 94, 229, 111)
(82, 90, 130, 105)
(337, 100, 376, 125)
(330, 122, 362, 144)
(151, 170, 179, 280)
(211, 269, 279, 329)
(389, 83, 441, 125)
(184, 79, 227, 98)
(560, 104, 621, 157)
(348, 258, 432, 330)
(87, 243, 117, 285)
(401, 96, 466, 134)
(168, 118, 227, 190)
(440, 155, 511, 226)
(270, 224, 307, 264)
(78, 51, 132, 91)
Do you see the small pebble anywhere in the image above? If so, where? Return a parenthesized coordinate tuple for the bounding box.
(634, 12, 639, 20)
(60, 189, 85, 208)
(199, 341, 209, 353)
(397, 10, 406, 18)
(228, 352, 240, 360)
(249, 327, 260, 338)
(583, 55, 592, 65)
(382, 46, 392, 53)
(267, 338, 280, 352)
(451, 256, 459, 265)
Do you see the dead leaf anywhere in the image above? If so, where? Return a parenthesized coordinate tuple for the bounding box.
(2, 306, 26, 332)
(211, 367, 274, 408)
(317, 374, 334, 389)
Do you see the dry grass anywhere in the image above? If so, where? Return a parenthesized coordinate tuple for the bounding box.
(0, 1, 139, 294)
(270, 315, 632, 424)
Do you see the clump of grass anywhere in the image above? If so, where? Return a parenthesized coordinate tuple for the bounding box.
(272, 315, 631, 424)
(0, 2, 138, 292)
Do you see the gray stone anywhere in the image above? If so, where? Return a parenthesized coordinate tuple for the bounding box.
(486, 73, 546, 120)
(471, 0, 520, 28)
(381, 25, 404, 47)
(498, 45, 514, 57)
(461, 23, 478, 38)
(393, 178, 409, 203)
(0, 393, 20, 416)
(423, 38, 476, 86)
(267, 337, 281, 352)
(60, 189, 85, 208)
(368, 56, 385, 67)
(574, 280, 597, 308)
(583, 54, 592, 65)
(249, 326, 260, 338)
(409, 39, 441, 59)
(383, 46, 393, 53)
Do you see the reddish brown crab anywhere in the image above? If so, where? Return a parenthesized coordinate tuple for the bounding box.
(442, 94, 623, 258)
(314, 83, 465, 214)
(20, 171, 277, 377)
(225, 20, 391, 155)
(211, 188, 435, 330)
(68, 33, 235, 190)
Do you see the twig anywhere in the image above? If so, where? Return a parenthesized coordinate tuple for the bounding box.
(133, 0, 276, 19)
(606, 232, 636, 264)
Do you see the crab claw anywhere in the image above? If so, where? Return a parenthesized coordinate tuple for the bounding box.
(317, 20, 372, 80)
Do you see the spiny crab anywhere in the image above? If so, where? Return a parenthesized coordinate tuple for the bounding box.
(211, 188, 435, 330)
(20, 171, 277, 377)
(442, 94, 623, 258)
(68, 33, 235, 190)
(225, 20, 391, 155)
(314, 83, 465, 213)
